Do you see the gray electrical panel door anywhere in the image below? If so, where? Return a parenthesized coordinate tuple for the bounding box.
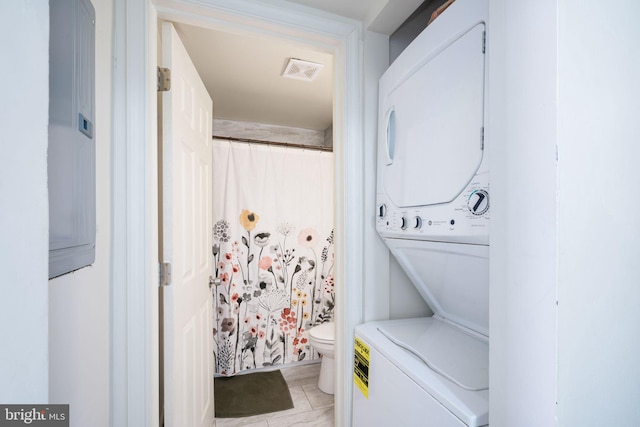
(48, 0, 96, 278)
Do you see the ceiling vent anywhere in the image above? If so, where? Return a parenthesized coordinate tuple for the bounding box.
(282, 58, 324, 82)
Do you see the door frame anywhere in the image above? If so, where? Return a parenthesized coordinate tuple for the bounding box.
(112, 0, 365, 426)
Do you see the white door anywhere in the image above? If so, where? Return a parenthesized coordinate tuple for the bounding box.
(161, 21, 215, 427)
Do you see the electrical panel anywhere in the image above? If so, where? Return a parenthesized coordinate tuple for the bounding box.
(48, 0, 96, 278)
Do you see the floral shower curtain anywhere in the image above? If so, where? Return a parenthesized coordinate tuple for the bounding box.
(211, 139, 335, 375)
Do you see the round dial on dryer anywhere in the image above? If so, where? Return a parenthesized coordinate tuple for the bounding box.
(378, 204, 387, 219)
(400, 217, 408, 230)
(467, 189, 489, 215)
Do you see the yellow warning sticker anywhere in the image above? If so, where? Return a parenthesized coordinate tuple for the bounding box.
(354, 337, 370, 398)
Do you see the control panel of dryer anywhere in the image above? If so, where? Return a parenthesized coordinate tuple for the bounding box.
(376, 174, 489, 245)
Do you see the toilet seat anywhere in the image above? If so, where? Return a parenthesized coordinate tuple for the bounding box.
(309, 322, 334, 343)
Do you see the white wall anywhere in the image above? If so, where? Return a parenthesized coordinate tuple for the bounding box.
(361, 29, 430, 323)
(388, 257, 431, 319)
(557, 2, 640, 425)
(362, 29, 393, 322)
(491, 1, 640, 426)
(48, 0, 113, 426)
(489, 0, 558, 425)
(0, 1, 50, 404)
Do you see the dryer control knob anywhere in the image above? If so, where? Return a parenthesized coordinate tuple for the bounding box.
(467, 189, 490, 215)
(413, 216, 423, 229)
(400, 217, 408, 230)
(378, 204, 387, 219)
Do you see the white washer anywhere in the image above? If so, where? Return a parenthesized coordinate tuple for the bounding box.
(354, 318, 489, 427)
(353, 240, 489, 426)
(354, 0, 490, 425)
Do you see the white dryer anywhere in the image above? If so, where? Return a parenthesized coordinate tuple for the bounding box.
(354, 0, 490, 425)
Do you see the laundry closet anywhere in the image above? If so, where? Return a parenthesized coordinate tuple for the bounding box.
(355, 0, 490, 425)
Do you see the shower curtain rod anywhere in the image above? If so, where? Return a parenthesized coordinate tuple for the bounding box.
(212, 135, 333, 152)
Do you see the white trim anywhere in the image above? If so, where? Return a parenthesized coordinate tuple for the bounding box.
(333, 26, 365, 426)
(112, 0, 155, 426)
(112, 1, 364, 426)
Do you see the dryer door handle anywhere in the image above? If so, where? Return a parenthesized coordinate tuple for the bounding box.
(384, 108, 396, 165)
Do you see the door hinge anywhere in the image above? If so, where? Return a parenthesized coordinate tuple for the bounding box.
(482, 31, 486, 54)
(157, 67, 171, 92)
(160, 262, 172, 287)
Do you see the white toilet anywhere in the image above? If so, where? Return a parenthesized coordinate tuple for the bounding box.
(308, 321, 335, 394)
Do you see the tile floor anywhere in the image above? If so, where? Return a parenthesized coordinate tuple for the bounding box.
(214, 363, 334, 427)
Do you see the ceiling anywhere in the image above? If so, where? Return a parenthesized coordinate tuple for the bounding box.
(173, 0, 424, 132)
(285, 0, 425, 34)
(174, 22, 334, 130)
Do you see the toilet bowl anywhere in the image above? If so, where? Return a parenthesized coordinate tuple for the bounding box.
(309, 321, 335, 394)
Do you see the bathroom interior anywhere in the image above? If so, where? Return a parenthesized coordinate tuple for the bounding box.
(158, 15, 340, 425)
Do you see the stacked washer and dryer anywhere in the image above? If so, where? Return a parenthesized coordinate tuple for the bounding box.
(353, 0, 490, 426)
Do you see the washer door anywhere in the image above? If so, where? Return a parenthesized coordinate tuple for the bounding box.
(381, 23, 486, 208)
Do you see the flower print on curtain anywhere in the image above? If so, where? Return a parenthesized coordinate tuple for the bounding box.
(211, 140, 335, 375)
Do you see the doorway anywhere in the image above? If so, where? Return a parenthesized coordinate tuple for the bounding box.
(138, 2, 366, 427)
(158, 19, 337, 422)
